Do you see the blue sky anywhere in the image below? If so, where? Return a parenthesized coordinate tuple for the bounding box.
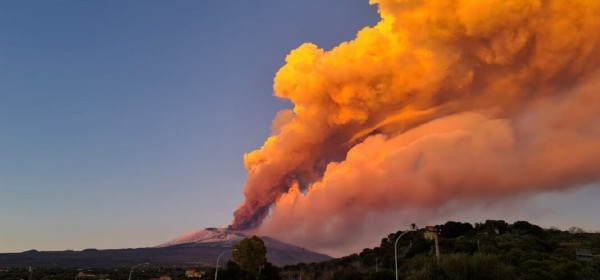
(1, 1, 599, 254)
(0, 0, 379, 252)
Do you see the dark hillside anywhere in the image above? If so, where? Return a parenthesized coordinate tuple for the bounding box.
(282, 220, 600, 280)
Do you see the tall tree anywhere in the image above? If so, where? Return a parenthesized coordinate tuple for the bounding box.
(233, 236, 267, 278)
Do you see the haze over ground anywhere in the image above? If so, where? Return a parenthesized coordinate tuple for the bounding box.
(1, 0, 599, 257)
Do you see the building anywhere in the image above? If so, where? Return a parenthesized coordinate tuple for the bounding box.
(77, 272, 96, 278)
(576, 249, 594, 261)
(423, 226, 440, 258)
(185, 268, 205, 278)
(423, 226, 438, 240)
(149, 276, 171, 280)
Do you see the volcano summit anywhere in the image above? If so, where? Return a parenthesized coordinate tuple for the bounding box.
(158, 227, 247, 247)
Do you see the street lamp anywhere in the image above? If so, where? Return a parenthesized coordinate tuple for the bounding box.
(215, 249, 238, 280)
(395, 229, 415, 280)
(128, 262, 149, 280)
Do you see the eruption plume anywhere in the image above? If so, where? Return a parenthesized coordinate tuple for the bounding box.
(231, 0, 600, 253)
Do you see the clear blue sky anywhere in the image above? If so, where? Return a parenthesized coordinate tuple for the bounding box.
(0, 0, 379, 252)
(1, 1, 598, 254)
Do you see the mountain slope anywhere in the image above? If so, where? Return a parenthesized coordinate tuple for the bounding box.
(0, 228, 331, 268)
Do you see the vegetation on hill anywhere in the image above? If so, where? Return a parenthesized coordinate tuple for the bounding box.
(281, 220, 600, 280)
(2, 221, 598, 279)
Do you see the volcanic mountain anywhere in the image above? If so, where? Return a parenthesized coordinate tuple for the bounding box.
(0, 228, 331, 268)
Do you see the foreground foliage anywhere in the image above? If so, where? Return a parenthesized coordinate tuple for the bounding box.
(282, 220, 600, 280)
(2, 221, 598, 279)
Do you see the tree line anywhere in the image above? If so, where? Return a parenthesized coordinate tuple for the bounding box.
(281, 220, 600, 280)
(3, 220, 599, 279)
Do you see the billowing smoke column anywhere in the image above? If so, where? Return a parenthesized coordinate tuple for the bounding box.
(231, 0, 600, 252)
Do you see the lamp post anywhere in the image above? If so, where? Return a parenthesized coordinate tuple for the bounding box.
(395, 229, 415, 280)
(215, 249, 237, 280)
(128, 262, 149, 280)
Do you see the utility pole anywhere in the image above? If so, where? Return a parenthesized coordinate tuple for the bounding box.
(434, 234, 440, 259)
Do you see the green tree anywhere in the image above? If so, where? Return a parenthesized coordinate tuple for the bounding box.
(233, 236, 267, 279)
(436, 221, 474, 238)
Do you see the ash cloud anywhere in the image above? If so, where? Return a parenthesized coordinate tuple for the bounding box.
(230, 0, 600, 253)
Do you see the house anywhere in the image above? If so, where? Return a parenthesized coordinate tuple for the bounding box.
(423, 226, 438, 240)
(149, 276, 172, 280)
(185, 268, 205, 278)
(423, 226, 440, 258)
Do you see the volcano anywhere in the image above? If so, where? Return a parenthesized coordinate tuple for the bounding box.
(155, 227, 331, 265)
(0, 228, 331, 267)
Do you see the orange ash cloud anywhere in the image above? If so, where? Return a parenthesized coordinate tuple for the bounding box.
(230, 0, 600, 253)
